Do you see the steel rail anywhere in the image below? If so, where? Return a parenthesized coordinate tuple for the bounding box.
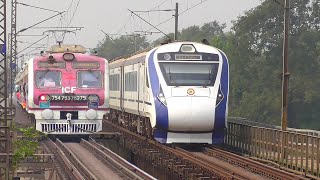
(173, 147, 255, 180)
(204, 147, 309, 180)
(54, 139, 98, 180)
(43, 139, 86, 180)
(81, 138, 156, 180)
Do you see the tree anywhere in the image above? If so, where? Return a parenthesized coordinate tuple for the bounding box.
(227, 0, 320, 128)
(96, 35, 150, 60)
(152, 21, 226, 45)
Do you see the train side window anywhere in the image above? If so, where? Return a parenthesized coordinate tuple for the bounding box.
(146, 68, 149, 88)
(110, 74, 120, 91)
(125, 71, 137, 91)
(133, 71, 137, 91)
(125, 73, 128, 91)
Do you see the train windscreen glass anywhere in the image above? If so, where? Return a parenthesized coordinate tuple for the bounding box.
(36, 70, 61, 88)
(77, 71, 102, 88)
(159, 62, 219, 86)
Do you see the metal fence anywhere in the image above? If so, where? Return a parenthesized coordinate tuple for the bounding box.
(225, 121, 320, 178)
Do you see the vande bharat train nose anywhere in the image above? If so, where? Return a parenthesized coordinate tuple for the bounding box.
(167, 96, 215, 132)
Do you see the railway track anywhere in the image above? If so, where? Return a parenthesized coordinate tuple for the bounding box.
(104, 119, 312, 180)
(172, 147, 263, 179)
(203, 147, 309, 180)
(42, 138, 155, 180)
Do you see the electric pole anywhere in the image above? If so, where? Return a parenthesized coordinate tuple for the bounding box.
(281, 0, 290, 131)
(0, 0, 10, 179)
(174, 3, 178, 41)
(10, 0, 17, 103)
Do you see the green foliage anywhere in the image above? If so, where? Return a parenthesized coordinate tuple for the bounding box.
(96, 35, 150, 60)
(12, 127, 44, 167)
(152, 20, 227, 45)
(228, 0, 320, 128)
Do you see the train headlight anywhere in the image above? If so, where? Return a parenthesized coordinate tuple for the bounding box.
(87, 95, 99, 101)
(180, 44, 196, 53)
(42, 109, 53, 119)
(157, 86, 167, 106)
(86, 109, 97, 120)
(48, 55, 55, 63)
(63, 53, 75, 61)
(163, 53, 171, 60)
(39, 94, 50, 101)
(216, 87, 224, 106)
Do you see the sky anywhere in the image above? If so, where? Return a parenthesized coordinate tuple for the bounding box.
(13, 0, 262, 60)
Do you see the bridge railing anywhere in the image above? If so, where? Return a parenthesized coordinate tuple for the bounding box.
(225, 120, 320, 178)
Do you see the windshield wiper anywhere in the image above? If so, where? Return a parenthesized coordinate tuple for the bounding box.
(38, 69, 50, 80)
(88, 69, 99, 80)
(168, 67, 178, 87)
(203, 68, 212, 88)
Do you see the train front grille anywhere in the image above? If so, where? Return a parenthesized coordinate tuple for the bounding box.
(41, 123, 97, 133)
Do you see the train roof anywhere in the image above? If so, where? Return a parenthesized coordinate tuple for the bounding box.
(47, 44, 87, 54)
(109, 46, 155, 63)
(109, 40, 217, 63)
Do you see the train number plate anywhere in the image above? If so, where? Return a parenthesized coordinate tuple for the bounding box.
(50, 95, 87, 101)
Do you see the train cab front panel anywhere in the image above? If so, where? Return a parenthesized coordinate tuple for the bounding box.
(147, 42, 229, 144)
(27, 45, 109, 134)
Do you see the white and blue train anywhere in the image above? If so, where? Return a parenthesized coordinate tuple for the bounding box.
(108, 41, 229, 144)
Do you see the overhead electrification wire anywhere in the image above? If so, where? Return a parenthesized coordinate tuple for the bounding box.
(146, 16, 174, 31)
(22, 45, 46, 56)
(134, 0, 169, 14)
(147, 0, 208, 31)
(17, 2, 62, 13)
(101, 30, 116, 43)
(58, 0, 81, 42)
(133, 9, 175, 13)
(57, 0, 78, 42)
(18, 12, 65, 34)
(16, 34, 44, 37)
(59, 0, 75, 27)
(16, 35, 49, 55)
(116, 14, 133, 34)
(67, 0, 81, 27)
(150, 0, 169, 11)
(178, 0, 208, 15)
(116, 0, 169, 37)
(129, 9, 172, 39)
(65, 0, 75, 14)
(17, 40, 46, 46)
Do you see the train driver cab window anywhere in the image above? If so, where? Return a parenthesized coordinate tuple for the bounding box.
(159, 62, 219, 86)
(36, 70, 61, 88)
(77, 70, 102, 88)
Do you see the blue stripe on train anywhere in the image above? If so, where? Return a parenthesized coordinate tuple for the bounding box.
(213, 51, 229, 144)
(148, 49, 169, 143)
